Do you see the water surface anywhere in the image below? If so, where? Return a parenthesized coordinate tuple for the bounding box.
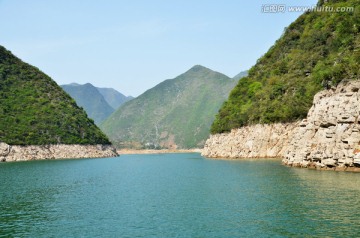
(1, 153, 360, 237)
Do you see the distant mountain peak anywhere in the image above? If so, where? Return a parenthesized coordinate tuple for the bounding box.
(189, 65, 208, 71)
(181, 65, 230, 80)
(68, 83, 80, 86)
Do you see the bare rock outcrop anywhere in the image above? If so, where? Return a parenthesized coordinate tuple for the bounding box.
(202, 80, 360, 171)
(202, 123, 298, 158)
(283, 80, 360, 170)
(0, 143, 118, 162)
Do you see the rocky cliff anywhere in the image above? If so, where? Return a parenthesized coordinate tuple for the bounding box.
(0, 142, 118, 162)
(202, 122, 298, 159)
(202, 80, 360, 171)
(283, 80, 360, 171)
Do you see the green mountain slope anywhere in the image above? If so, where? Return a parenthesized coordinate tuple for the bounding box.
(211, 0, 360, 134)
(61, 83, 115, 124)
(0, 46, 110, 145)
(101, 65, 238, 149)
(97, 87, 133, 110)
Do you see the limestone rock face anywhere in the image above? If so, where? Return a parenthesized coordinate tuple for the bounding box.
(0, 143, 118, 162)
(202, 80, 360, 171)
(283, 80, 360, 169)
(202, 123, 298, 159)
(0, 142, 11, 161)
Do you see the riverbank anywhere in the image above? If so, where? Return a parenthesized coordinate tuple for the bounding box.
(203, 80, 360, 171)
(0, 142, 118, 162)
(117, 148, 202, 155)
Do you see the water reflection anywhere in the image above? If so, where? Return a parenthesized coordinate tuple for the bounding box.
(287, 167, 360, 236)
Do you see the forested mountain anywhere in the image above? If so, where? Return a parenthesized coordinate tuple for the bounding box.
(0, 46, 110, 145)
(211, 0, 359, 134)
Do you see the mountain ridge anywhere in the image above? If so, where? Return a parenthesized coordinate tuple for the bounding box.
(101, 65, 238, 149)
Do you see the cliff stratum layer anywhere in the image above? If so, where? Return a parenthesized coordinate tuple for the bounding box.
(283, 80, 360, 169)
(203, 80, 360, 171)
(203, 122, 298, 159)
(0, 45, 117, 161)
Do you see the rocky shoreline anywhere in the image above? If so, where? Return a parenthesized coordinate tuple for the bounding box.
(0, 142, 118, 162)
(202, 80, 360, 171)
(117, 148, 202, 155)
(202, 122, 299, 159)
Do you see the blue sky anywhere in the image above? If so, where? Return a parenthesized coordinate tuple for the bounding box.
(0, 0, 317, 96)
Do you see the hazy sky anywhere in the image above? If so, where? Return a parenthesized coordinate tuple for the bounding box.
(0, 0, 317, 96)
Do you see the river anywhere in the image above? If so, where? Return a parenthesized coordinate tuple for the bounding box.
(1, 153, 359, 237)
